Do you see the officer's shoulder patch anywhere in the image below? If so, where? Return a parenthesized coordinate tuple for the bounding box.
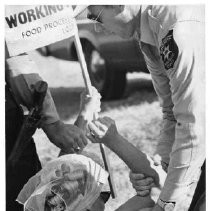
(160, 30, 179, 70)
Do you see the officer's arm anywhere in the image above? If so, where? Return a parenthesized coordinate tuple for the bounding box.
(5, 52, 90, 153)
(158, 25, 205, 204)
(6, 53, 59, 126)
(141, 42, 176, 169)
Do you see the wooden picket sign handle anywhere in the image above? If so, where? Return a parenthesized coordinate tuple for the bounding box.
(74, 31, 92, 94)
(73, 32, 117, 198)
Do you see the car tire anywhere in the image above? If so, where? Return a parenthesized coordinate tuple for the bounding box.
(37, 46, 50, 56)
(83, 42, 126, 100)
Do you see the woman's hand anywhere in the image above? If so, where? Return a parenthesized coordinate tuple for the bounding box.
(88, 116, 119, 144)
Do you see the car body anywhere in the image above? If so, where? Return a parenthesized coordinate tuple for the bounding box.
(40, 9, 148, 100)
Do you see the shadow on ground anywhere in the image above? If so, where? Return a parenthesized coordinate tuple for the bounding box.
(50, 76, 157, 121)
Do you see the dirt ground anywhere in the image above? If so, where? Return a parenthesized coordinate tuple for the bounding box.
(30, 50, 193, 211)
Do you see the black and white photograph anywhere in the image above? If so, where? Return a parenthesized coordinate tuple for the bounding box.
(4, 3, 207, 211)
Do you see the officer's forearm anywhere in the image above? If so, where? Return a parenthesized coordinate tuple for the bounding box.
(74, 114, 88, 131)
(159, 123, 205, 202)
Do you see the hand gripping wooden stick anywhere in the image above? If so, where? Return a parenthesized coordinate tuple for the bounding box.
(74, 32, 117, 198)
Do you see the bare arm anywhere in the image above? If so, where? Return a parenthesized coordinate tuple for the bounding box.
(88, 117, 160, 210)
(89, 117, 160, 184)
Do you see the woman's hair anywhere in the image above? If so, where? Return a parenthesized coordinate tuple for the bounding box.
(17, 154, 109, 211)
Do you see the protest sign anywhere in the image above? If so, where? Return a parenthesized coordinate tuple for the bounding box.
(5, 5, 77, 56)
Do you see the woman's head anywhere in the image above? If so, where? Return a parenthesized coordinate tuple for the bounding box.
(17, 154, 109, 211)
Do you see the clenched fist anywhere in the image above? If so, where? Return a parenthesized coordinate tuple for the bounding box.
(88, 116, 119, 143)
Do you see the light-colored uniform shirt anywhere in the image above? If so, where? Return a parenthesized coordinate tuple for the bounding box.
(5, 45, 59, 126)
(136, 5, 205, 203)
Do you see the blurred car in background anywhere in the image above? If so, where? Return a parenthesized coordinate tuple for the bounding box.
(39, 8, 148, 100)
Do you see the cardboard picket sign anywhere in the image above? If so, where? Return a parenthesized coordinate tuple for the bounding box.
(5, 5, 77, 57)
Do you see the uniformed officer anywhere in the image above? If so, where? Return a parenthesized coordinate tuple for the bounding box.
(73, 5, 205, 211)
(5, 43, 101, 210)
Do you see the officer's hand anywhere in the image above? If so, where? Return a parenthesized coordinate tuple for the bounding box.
(88, 117, 119, 144)
(79, 86, 101, 122)
(129, 171, 155, 196)
(43, 120, 88, 153)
